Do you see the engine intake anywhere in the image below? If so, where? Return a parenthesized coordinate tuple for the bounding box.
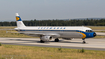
(40, 36, 52, 41)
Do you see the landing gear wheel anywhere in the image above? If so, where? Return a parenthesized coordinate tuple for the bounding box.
(40, 40, 45, 43)
(55, 38, 59, 42)
(82, 38, 86, 44)
(83, 41, 86, 43)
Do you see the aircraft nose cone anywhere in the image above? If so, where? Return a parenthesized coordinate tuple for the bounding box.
(93, 32, 96, 37)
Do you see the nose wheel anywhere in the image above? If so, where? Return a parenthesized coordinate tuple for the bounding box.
(82, 39, 86, 43)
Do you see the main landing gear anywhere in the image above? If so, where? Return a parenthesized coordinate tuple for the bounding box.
(82, 38, 86, 43)
(55, 38, 59, 42)
(40, 40, 45, 43)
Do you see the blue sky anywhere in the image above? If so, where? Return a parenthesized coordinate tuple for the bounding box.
(0, 0, 105, 21)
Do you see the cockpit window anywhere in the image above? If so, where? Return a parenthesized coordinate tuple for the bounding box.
(86, 30, 93, 32)
(90, 30, 93, 32)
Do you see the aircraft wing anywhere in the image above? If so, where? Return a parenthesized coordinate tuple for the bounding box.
(23, 32, 60, 37)
(21, 32, 60, 38)
(7, 31, 60, 37)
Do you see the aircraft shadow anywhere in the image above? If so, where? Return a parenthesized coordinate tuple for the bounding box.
(8, 39, 38, 43)
(50, 40, 83, 44)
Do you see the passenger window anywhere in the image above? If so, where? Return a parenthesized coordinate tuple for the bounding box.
(41, 27, 43, 29)
(50, 27, 52, 29)
(38, 27, 40, 29)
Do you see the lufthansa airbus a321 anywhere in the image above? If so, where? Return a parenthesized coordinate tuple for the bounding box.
(15, 13, 96, 43)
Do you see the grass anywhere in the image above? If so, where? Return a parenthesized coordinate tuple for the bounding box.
(95, 31, 105, 32)
(0, 44, 105, 59)
(94, 36, 105, 38)
(0, 30, 34, 38)
(0, 26, 35, 38)
(0, 43, 1, 46)
(87, 26, 105, 30)
(80, 48, 85, 53)
(0, 26, 15, 29)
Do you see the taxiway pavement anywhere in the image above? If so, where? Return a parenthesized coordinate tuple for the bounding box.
(0, 38, 105, 51)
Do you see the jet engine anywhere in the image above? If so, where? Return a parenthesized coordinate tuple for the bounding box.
(40, 36, 52, 41)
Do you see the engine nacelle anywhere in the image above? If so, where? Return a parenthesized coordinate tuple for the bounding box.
(40, 36, 52, 41)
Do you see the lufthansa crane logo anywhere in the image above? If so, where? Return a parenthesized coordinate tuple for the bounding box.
(16, 17, 20, 21)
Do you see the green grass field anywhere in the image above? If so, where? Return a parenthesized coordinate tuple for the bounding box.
(0, 30, 30, 38)
(0, 26, 15, 29)
(0, 44, 105, 59)
(0, 26, 34, 38)
(87, 26, 105, 30)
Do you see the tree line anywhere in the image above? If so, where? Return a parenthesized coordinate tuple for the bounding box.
(0, 19, 105, 26)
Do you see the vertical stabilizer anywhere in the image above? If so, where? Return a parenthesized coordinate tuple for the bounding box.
(15, 13, 26, 28)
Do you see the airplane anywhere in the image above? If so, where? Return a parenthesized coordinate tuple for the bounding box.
(15, 13, 96, 43)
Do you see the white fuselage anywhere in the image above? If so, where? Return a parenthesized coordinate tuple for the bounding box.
(15, 26, 92, 39)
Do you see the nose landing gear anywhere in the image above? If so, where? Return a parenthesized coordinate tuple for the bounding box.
(82, 38, 86, 43)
